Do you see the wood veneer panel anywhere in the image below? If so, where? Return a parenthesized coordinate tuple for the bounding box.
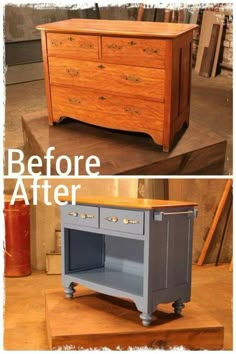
(47, 33, 99, 60)
(48, 57, 165, 101)
(51, 85, 164, 145)
(199, 24, 220, 78)
(102, 36, 166, 68)
(36, 19, 198, 38)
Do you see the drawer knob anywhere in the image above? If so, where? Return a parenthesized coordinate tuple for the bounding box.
(97, 64, 105, 69)
(66, 68, 80, 77)
(123, 218, 139, 225)
(80, 42, 94, 49)
(80, 213, 95, 219)
(105, 216, 118, 223)
(128, 41, 136, 46)
(143, 48, 160, 55)
(68, 97, 81, 105)
(124, 107, 140, 115)
(99, 96, 106, 100)
(107, 44, 122, 50)
(67, 212, 78, 217)
(123, 75, 141, 83)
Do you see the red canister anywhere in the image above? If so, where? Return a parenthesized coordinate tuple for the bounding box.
(4, 195, 31, 277)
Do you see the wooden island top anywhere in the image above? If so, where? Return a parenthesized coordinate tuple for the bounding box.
(59, 196, 198, 209)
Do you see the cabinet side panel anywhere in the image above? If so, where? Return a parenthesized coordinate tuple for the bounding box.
(170, 216, 193, 286)
(162, 39, 173, 151)
(179, 41, 191, 114)
(150, 209, 194, 303)
(41, 30, 53, 124)
(169, 32, 193, 148)
(149, 218, 169, 291)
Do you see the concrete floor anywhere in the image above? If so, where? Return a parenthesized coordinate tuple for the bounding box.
(4, 264, 232, 350)
(4, 71, 232, 174)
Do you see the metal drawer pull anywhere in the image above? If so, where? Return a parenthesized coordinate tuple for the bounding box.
(67, 212, 78, 217)
(161, 211, 194, 216)
(80, 213, 95, 219)
(105, 216, 118, 223)
(123, 218, 139, 225)
(155, 209, 197, 221)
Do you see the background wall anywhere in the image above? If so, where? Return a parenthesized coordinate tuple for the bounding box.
(4, 3, 233, 84)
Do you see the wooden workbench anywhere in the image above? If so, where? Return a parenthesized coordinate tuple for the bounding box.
(22, 111, 226, 175)
(45, 287, 224, 350)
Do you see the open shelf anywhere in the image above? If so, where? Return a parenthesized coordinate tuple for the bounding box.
(68, 267, 143, 297)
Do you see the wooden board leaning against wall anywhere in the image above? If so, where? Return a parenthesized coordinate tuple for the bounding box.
(168, 179, 232, 264)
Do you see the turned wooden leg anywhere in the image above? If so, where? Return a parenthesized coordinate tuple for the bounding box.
(64, 282, 76, 299)
(172, 298, 185, 315)
(140, 312, 152, 326)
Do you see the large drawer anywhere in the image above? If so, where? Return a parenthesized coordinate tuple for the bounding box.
(100, 208, 144, 235)
(62, 204, 99, 228)
(102, 36, 166, 68)
(51, 85, 164, 142)
(49, 57, 165, 102)
(47, 33, 99, 60)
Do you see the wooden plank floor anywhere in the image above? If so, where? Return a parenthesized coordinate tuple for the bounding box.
(45, 288, 224, 350)
(20, 110, 226, 175)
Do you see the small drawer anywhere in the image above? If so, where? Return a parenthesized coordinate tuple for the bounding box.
(102, 36, 166, 68)
(62, 204, 99, 228)
(100, 208, 144, 235)
(47, 33, 98, 60)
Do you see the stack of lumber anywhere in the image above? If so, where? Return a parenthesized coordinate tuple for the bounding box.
(195, 11, 226, 78)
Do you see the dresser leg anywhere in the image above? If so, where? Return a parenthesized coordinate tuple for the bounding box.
(172, 298, 185, 315)
(64, 282, 76, 299)
(140, 312, 152, 326)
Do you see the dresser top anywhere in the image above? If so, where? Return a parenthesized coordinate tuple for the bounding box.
(36, 19, 198, 38)
(60, 196, 197, 209)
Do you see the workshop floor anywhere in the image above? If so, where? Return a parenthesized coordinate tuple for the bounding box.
(4, 70, 233, 175)
(4, 264, 232, 350)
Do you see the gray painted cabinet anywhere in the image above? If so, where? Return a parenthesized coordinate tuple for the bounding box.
(60, 197, 197, 326)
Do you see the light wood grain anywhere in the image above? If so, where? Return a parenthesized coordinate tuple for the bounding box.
(45, 288, 224, 350)
(41, 31, 53, 125)
(36, 19, 198, 38)
(47, 33, 99, 60)
(48, 57, 165, 102)
(102, 36, 166, 68)
(51, 85, 164, 145)
(58, 195, 197, 209)
(229, 258, 233, 272)
(197, 179, 232, 266)
(37, 19, 197, 151)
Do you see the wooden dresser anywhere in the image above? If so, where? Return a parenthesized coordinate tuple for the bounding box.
(60, 196, 197, 326)
(37, 19, 198, 152)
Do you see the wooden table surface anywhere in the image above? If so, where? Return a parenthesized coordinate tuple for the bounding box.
(21, 111, 226, 176)
(58, 195, 197, 209)
(36, 18, 198, 37)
